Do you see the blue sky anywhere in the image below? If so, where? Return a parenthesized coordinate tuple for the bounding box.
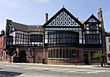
(0, 0, 110, 31)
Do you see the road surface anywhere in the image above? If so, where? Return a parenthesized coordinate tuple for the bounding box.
(0, 62, 110, 77)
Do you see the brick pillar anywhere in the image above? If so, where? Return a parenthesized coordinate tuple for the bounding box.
(10, 56, 13, 62)
(43, 48, 48, 64)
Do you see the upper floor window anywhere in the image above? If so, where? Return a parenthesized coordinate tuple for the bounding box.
(89, 23, 98, 30)
(6, 36, 13, 46)
(30, 34, 42, 42)
(48, 31, 79, 46)
(85, 34, 100, 44)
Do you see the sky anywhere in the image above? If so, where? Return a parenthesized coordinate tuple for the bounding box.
(0, 0, 110, 32)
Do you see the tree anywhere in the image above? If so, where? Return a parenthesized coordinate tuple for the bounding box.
(93, 51, 106, 67)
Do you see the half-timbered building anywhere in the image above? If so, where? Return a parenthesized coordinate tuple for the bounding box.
(4, 8, 106, 64)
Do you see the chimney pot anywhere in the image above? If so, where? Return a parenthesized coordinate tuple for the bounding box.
(98, 8, 102, 13)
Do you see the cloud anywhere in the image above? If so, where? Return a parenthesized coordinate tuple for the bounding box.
(32, 0, 50, 3)
(0, 0, 27, 8)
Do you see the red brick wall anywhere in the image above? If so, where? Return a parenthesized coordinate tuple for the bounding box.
(0, 36, 4, 60)
(18, 47, 43, 63)
(0, 35, 9, 62)
(8, 46, 106, 64)
(45, 47, 104, 64)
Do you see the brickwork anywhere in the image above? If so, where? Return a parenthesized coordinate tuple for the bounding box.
(0, 33, 9, 62)
(12, 47, 43, 63)
(44, 47, 104, 64)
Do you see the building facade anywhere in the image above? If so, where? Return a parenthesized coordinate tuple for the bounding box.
(106, 32, 110, 64)
(0, 30, 9, 62)
(4, 8, 106, 64)
(4, 20, 44, 63)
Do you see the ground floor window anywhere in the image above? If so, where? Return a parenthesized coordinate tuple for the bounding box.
(48, 49, 79, 58)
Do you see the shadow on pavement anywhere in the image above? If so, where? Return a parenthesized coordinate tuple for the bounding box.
(103, 66, 110, 68)
(94, 65, 110, 68)
(0, 71, 22, 77)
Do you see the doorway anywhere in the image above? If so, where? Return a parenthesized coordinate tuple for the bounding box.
(19, 50, 26, 62)
(84, 52, 89, 65)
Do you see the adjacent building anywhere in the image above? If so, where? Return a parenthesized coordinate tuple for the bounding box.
(0, 30, 8, 62)
(4, 20, 44, 63)
(106, 32, 110, 64)
(4, 8, 106, 64)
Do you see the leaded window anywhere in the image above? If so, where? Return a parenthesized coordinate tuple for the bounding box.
(9, 31, 43, 47)
(85, 34, 100, 44)
(48, 49, 79, 58)
(48, 50, 51, 58)
(30, 34, 42, 42)
(48, 31, 79, 46)
(89, 23, 98, 30)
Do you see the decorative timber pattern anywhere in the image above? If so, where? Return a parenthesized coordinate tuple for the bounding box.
(45, 8, 81, 27)
(47, 11, 80, 27)
(88, 18, 97, 22)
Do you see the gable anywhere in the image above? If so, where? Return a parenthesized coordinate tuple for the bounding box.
(84, 14, 100, 24)
(43, 8, 83, 28)
(88, 18, 97, 22)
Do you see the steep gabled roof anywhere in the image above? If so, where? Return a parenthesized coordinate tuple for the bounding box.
(43, 8, 83, 27)
(12, 22, 28, 31)
(84, 14, 100, 24)
(28, 25, 43, 32)
(7, 20, 43, 32)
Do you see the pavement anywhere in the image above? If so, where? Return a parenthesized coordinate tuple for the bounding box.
(1, 62, 110, 69)
(0, 62, 110, 77)
(14, 63, 110, 68)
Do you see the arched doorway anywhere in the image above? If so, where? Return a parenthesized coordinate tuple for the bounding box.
(19, 50, 26, 62)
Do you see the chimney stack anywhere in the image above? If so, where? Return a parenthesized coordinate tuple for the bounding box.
(98, 8, 104, 28)
(98, 8, 106, 61)
(45, 13, 48, 23)
(98, 8, 102, 22)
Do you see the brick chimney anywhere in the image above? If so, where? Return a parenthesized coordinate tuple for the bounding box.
(98, 8, 105, 30)
(98, 8, 106, 63)
(98, 8, 103, 22)
(45, 13, 48, 23)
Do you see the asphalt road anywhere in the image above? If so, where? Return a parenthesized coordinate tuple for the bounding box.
(0, 62, 110, 77)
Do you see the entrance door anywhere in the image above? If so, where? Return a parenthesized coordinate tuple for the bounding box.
(84, 52, 89, 65)
(19, 50, 26, 62)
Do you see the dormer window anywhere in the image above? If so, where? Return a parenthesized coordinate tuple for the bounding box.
(84, 15, 100, 31)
